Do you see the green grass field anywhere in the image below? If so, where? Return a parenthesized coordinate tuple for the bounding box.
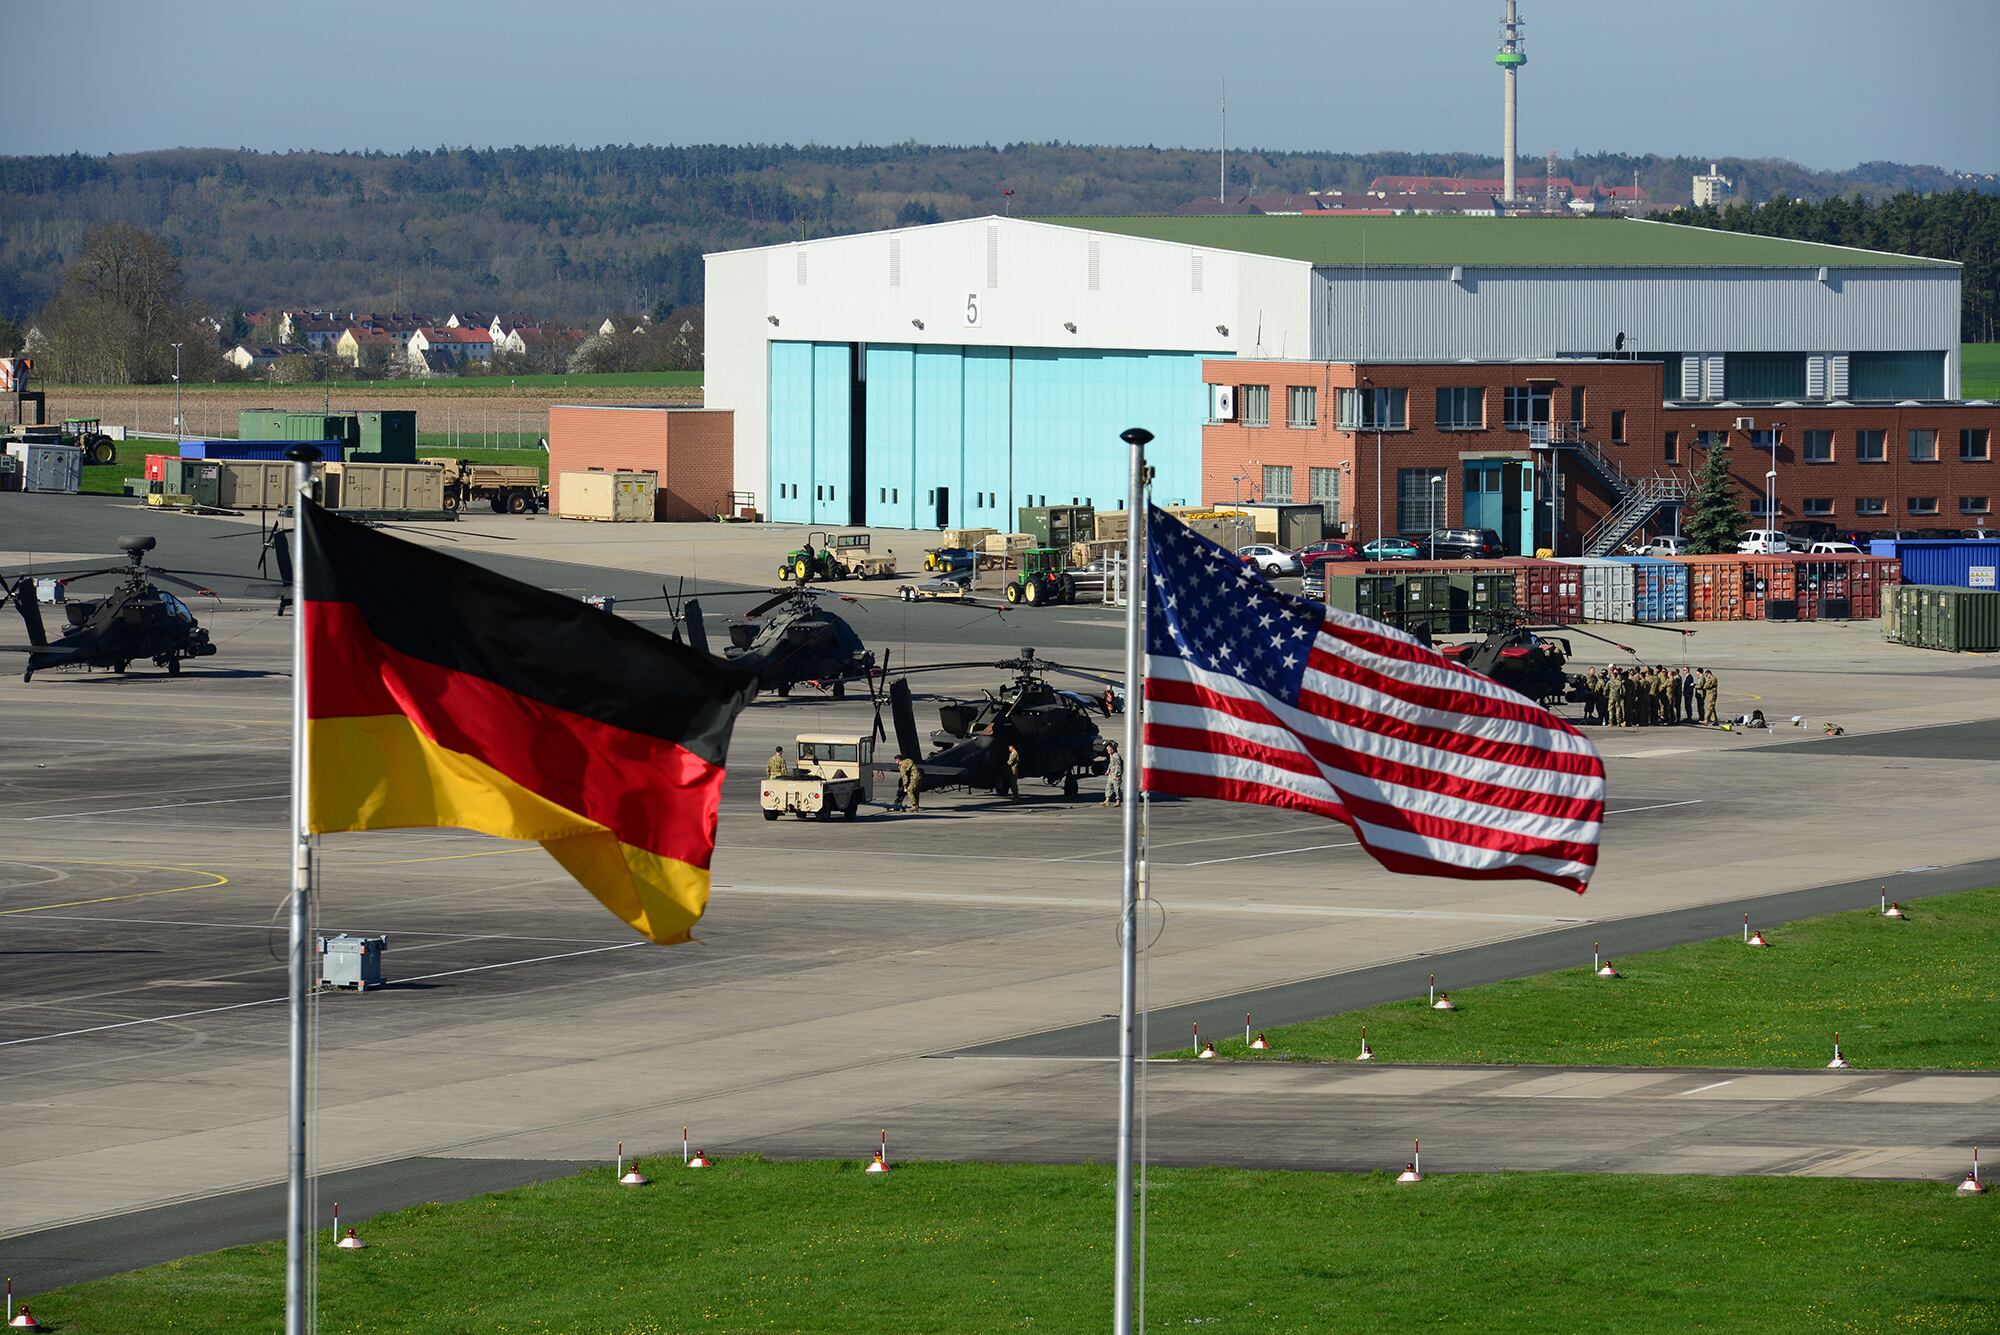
(1962, 343, 2000, 400)
(1175, 888, 2000, 1069)
(33, 1160, 1994, 1334)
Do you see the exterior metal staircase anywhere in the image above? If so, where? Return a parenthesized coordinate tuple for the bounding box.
(1530, 421, 1689, 557)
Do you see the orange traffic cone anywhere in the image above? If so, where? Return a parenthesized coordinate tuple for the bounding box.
(1249, 1032, 1269, 1050)
(1827, 1032, 1850, 1069)
(1396, 1139, 1424, 1183)
(1957, 1148, 1984, 1196)
(1356, 1026, 1374, 1062)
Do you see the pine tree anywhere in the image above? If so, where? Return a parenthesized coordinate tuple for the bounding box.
(1684, 441, 1747, 554)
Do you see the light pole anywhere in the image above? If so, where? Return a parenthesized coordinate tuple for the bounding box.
(1765, 469, 1778, 545)
(1428, 474, 1444, 559)
(170, 342, 184, 441)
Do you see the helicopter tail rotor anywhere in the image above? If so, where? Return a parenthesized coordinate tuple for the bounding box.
(684, 598, 710, 658)
(9, 578, 48, 647)
(889, 676, 922, 761)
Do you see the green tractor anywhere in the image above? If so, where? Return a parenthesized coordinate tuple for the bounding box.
(62, 418, 118, 466)
(781, 535, 835, 582)
(1003, 547, 1076, 606)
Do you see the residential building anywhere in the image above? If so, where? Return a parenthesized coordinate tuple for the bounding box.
(406, 325, 495, 374)
(1693, 162, 1734, 208)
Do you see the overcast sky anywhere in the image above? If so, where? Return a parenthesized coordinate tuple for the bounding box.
(9, 0, 1994, 171)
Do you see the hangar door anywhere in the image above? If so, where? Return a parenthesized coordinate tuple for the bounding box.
(767, 341, 864, 526)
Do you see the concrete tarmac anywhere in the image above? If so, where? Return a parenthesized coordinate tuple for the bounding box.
(3, 493, 1998, 1286)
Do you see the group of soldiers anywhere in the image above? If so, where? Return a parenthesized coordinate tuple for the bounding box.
(1578, 665, 1721, 728)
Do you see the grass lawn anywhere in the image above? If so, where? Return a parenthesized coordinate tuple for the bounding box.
(1963, 343, 2000, 400)
(1176, 888, 2000, 1069)
(34, 1160, 1994, 1334)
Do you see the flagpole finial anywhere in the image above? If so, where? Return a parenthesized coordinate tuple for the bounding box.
(284, 443, 322, 465)
(1120, 427, 1154, 447)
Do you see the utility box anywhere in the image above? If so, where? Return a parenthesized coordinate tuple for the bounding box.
(4, 440, 83, 494)
(559, 470, 658, 522)
(354, 410, 417, 462)
(318, 934, 388, 990)
(323, 461, 447, 512)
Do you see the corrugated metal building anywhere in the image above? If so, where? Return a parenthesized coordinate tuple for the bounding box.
(705, 216, 1963, 529)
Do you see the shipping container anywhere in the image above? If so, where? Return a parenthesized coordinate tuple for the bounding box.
(1017, 505, 1096, 549)
(354, 411, 417, 462)
(1316, 573, 1399, 622)
(938, 527, 996, 551)
(321, 461, 446, 512)
(1555, 558, 1636, 623)
(1446, 568, 1518, 631)
(215, 459, 296, 510)
(558, 470, 658, 522)
(180, 439, 345, 463)
(1882, 540, 2000, 591)
(1223, 503, 1326, 548)
(177, 458, 222, 507)
(1608, 556, 1689, 622)
(1883, 585, 2000, 652)
(237, 409, 289, 440)
(144, 453, 170, 483)
(1504, 559, 1582, 624)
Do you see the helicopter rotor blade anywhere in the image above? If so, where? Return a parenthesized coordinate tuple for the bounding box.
(148, 571, 223, 598)
(684, 599, 710, 658)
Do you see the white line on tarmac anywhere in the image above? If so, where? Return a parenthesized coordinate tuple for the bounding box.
(714, 881, 1580, 924)
(1182, 840, 1361, 867)
(1605, 799, 1705, 816)
(0, 941, 650, 1049)
(1678, 1079, 1737, 1096)
(22, 794, 287, 821)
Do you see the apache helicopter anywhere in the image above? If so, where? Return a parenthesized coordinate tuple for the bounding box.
(0, 536, 255, 680)
(1399, 608, 1690, 707)
(885, 648, 1119, 798)
(650, 583, 878, 699)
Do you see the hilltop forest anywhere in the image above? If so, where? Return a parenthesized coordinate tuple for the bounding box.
(2, 142, 1995, 332)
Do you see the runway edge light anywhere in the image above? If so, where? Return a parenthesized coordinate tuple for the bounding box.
(1397, 1140, 1423, 1183)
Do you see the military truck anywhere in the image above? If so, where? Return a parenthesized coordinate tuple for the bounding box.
(421, 456, 546, 514)
(760, 734, 876, 821)
(780, 531, 897, 581)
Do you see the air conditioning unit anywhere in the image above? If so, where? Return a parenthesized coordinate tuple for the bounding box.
(1733, 416, 1756, 430)
(1210, 384, 1236, 422)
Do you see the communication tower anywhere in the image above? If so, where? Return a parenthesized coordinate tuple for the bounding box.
(1495, 1, 1526, 204)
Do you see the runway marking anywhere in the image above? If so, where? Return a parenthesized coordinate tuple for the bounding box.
(1182, 840, 1360, 868)
(0, 778, 286, 812)
(1679, 1079, 1737, 1097)
(0, 863, 231, 916)
(714, 882, 1580, 924)
(346, 847, 538, 866)
(1606, 799, 1704, 816)
(0, 941, 651, 1049)
(22, 794, 287, 821)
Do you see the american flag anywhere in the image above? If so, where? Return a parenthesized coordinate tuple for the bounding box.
(1141, 508, 1605, 892)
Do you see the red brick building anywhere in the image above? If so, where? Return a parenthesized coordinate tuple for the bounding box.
(548, 405, 736, 522)
(1201, 359, 1998, 554)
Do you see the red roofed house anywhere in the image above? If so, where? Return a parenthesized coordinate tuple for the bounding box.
(407, 325, 494, 375)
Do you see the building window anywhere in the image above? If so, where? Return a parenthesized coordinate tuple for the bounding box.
(1855, 497, 1887, 516)
(1663, 431, 1679, 465)
(1286, 386, 1317, 428)
(1240, 385, 1270, 427)
(1262, 465, 1294, 501)
(1908, 429, 1939, 462)
(1337, 386, 1407, 431)
(1803, 429, 1834, 463)
(1961, 496, 1991, 514)
(1695, 429, 1728, 450)
(1907, 496, 1939, 515)
(1502, 385, 1551, 430)
(1749, 429, 1780, 450)
(1610, 409, 1627, 443)
(1855, 429, 1886, 463)
(1961, 428, 1991, 462)
(1435, 387, 1485, 430)
(1308, 467, 1341, 526)
(1396, 468, 1446, 534)
(1802, 497, 1835, 516)
(1725, 352, 1808, 401)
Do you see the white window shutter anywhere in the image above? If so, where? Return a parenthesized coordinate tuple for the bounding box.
(1681, 357, 1703, 400)
(1829, 354, 1850, 399)
(1704, 355, 1725, 400)
(1806, 355, 1827, 399)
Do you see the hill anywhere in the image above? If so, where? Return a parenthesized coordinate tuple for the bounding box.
(2, 145, 1994, 325)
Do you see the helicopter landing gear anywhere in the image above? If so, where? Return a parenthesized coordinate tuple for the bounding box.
(166, 657, 182, 676)
(1063, 773, 1079, 798)
(114, 660, 129, 674)
(832, 679, 846, 699)
(776, 682, 792, 698)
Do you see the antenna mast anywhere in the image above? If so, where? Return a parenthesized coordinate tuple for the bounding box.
(1495, 1, 1527, 205)
(1219, 78, 1227, 205)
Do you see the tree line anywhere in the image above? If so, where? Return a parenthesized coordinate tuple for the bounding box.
(3, 143, 1993, 330)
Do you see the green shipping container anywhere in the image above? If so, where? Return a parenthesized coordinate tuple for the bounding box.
(237, 409, 289, 440)
(1883, 585, 2000, 652)
(354, 411, 416, 462)
(1319, 574, 1398, 623)
(1448, 570, 1517, 632)
(1016, 505, 1095, 550)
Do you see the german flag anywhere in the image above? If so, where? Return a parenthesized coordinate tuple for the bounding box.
(301, 502, 755, 944)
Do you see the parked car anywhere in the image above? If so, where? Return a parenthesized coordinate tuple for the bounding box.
(1360, 537, 1422, 560)
(1641, 536, 1690, 557)
(1235, 544, 1301, 577)
(1419, 527, 1506, 560)
(1782, 520, 1840, 546)
(1297, 538, 1362, 563)
(1736, 529, 1794, 554)
(1804, 540, 1863, 554)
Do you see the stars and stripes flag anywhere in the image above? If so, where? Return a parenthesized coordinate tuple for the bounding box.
(1141, 507, 1606, 892)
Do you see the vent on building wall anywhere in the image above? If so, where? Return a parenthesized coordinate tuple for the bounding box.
(1190, 252, 1204, 293)
(1680, 356, 1704, 401)
(796, 251, 808, 287)
(1807, 355, 1827, 399)
(986, 225, 999, 289)
(1828, 354, 1850, 399)
(1087, 237, 1101, 292)
(889, 238, 901, 288)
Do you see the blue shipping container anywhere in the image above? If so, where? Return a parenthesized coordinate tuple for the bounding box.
(178, 439, 344, 462)
(1868, 540, 2000, 590)
(1608, 556, 1689, 622)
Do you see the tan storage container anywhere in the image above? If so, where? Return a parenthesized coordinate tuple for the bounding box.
(215, 459, 294, 510)
(940, 527, 997, 550)
(1094, 511, 1130, 543)
(559, 470, 659, 522)
(323, 461, 447, 512)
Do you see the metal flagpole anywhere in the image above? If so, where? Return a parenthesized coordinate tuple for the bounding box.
(285, 444, 321, 1335)
(1114, 426, 1152, 1334)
